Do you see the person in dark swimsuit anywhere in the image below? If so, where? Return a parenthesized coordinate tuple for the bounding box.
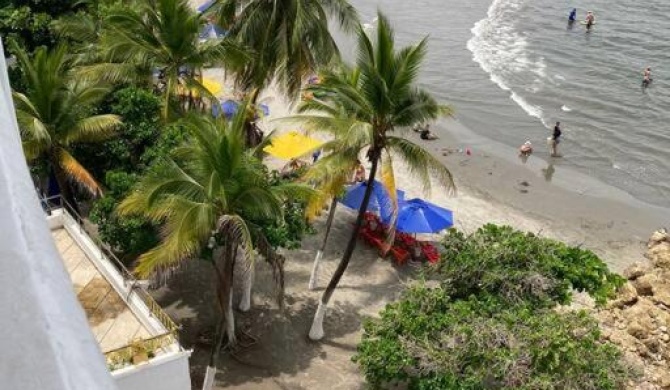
(569, 8, 577, 22)
(550, 122, 562, 157)
(420, 124, 438, 140)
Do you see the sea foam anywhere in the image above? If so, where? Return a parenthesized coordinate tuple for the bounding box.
(467, 0, 548, 123)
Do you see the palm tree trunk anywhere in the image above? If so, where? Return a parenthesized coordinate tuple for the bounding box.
(202, 316, 225, 390)
(308, 197, 338, 290)
(239, 248, 253, 312)
(309, 155, 380, 340)
(203, 241, 236, 390)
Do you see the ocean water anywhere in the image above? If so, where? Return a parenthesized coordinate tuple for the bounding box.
(344, 0, 670, 208)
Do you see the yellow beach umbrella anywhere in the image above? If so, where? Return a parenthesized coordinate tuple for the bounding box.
(202, 78, 222, 95)
(264, 131, 323, 160)
(177, 78, 223, 97)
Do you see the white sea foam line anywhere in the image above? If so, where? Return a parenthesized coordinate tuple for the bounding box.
(467, 0, 549, 123)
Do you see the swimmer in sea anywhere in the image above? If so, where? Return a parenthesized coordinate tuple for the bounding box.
(569, 8, 577, 22)
(642, 67, 652, 87)
(585, 11, 595, 32)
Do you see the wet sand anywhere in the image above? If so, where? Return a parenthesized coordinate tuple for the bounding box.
(428, 116, 670, 272)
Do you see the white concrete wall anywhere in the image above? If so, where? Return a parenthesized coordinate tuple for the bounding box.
(113, 351, 192, 390)
(0, 39, 118, 389)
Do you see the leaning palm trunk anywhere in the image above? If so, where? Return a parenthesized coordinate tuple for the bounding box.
(203, 241, 237, 390)
(309, 154, 380, 340)
(309, 197, 338, 290)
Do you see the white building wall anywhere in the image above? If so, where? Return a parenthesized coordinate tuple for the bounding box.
(0, 39, 118, 389)
(113, 352, 193, 390)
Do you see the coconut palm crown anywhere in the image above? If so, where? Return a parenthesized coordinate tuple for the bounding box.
(210, 0, 359, 100)
(293, 12, 455, 340)
(118, 108, 313, 343)
(11, 43, 121, 208)
(94, 0, 246, 117)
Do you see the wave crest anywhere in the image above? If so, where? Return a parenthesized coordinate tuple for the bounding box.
(467, 0, 547, 122)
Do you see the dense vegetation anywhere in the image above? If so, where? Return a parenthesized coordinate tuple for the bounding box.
(4, 0, 635, 387)
(355, 225, 633, 390)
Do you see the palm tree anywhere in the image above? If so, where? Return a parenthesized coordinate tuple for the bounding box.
(93, 0, 246, 117)
(11, 43, 121, 211)
(118, 110, 313, 386)
(209, 0, 359, 101)
(294, 13, 455, 340)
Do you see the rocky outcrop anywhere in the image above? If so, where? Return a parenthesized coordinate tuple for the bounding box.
(596, 229, 670, 390)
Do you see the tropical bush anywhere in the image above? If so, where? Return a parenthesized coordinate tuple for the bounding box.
(252, 169, 316, 250)
(355, 225, 633, 389)
(89, 171, 159, 260)
(433, 224, 624, 307)
(355, 286, 636, 390)
(73, 86, 163, 178)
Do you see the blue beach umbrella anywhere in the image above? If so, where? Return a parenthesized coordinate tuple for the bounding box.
(197, 0, 215, 13)
(259, 103, 270, 117)
(212, 100, 239, 118)
(391, 198, 453, 234)
(340, 180, 405, 218)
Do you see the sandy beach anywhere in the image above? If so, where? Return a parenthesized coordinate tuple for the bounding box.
(160, 1, 670, 388)
(154, 82, 668, 389)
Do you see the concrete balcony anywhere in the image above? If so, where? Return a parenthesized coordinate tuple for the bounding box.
(46, 205, 192, 390)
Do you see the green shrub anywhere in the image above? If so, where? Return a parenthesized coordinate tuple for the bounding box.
(355, 285, 636, 390)
(249, 169, 315, 250)
(89, 171, 158, 260)
(433, 224, 624, 307)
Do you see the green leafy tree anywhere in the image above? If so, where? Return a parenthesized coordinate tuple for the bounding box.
(72, 86, 163, 177)
(0, 0, 85, 53)
(93, 0, 246, 117)
(354, 225, 630, 389)
(118, 110, 314, 383)
(211, 0, 358, 99)
(293, 13, 454, 340)
(433, 224, 625, 307)
(89, 171, 159, 259)
(11, 43, 121, 210)
(355, 287, 636, 390)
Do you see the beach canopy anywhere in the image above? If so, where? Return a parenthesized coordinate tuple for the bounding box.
(212, 99, 238, 118)
(389, 198, 453, 234)
(340, 180, 405, 220)
(212, 100, 269, 119)
(258, 103, 270, 117)
(197, 0, 215, 13)
(263, 131, 323, 160)
(202, 78, 222, 95)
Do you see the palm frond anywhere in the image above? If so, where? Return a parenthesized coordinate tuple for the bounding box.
(57, 147, 103, 196)
(135, 200, 215, 278)
(386, 136, 456, 195)
(65, 114, 121, 144)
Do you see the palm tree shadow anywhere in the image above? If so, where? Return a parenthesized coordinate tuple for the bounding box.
(151, 257, 368, 389)
(216, 298, 364, 388)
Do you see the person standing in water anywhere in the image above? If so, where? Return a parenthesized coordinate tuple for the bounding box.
(585, 11, 595, 32)
(569, 8, 577, 22)
(550, 122, 562, 157)
(643, 67, 652, 87)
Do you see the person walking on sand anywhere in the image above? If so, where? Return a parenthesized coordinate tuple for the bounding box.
(549, 122, 562, 157)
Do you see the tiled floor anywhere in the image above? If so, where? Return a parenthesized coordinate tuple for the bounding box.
(52, 228, 153, 352)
